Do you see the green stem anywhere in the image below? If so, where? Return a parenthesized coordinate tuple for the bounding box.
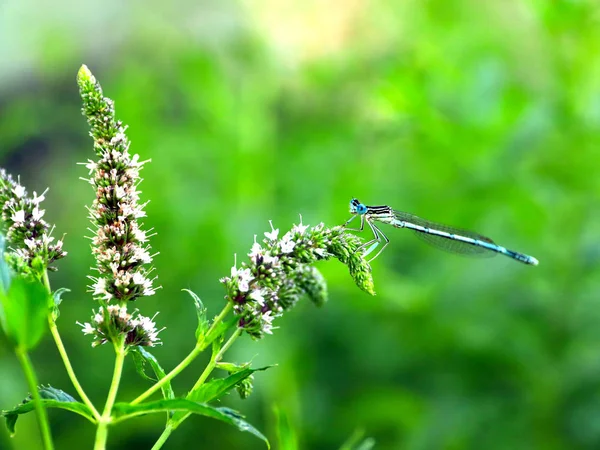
(191, 328, 241, 392)
(15, 346, 54, 450)
(152, 328, 242, 449)
(150, 424, 174, 450)
(48, 323, 100, 420)
(94, 339, 126, 450)
(42, 270, 100, 421)
(131, 303, 233, 405)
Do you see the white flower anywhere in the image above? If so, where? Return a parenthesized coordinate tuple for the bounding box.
(32, 188, 48, 204)
(93, 277, 107, 296)
(248, 288, 267, 306)
(93, 311, 103, 324)
(110, 131, 127, 145)
(315, 248, 327, 257)
(264, 220, 279, 241)
(262, 253, 279, 266)
(132, 227, 147, 242)
(12, 184, 26, 198)
(132, 247, 151, 264)
(237, 268, 253, 293)
(80, 322, 95, 335)
(115, 185, 127, 200)
(85, 160, 97, 174)
(292, 215, 309, 235)
(11, 209, 25, 223)
(32, 207, 45, 221)
(261, 311, 274, 335)
(248, 238, 262, 259)
(280, 232, 296, 253)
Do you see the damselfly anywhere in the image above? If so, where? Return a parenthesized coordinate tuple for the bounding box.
(344, 198, 539, 266)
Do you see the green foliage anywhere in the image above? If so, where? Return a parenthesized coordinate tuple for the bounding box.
(1, 0, 600, 449)
(183, 288, 209, 341)
(186, 366, 270, 404)
(112, 399, 270, 447)
(0, 276, 49, 350)
(130, 347, 175, 400)
(1, 386, 94, 435)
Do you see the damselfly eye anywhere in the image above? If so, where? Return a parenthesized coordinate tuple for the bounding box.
(357, 204, 367, 214)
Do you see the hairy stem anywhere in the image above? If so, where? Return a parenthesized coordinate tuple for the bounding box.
(94, 339, 126, 450)
(43, 270, 100, 421)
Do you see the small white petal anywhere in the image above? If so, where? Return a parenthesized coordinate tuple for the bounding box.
(13, 185, 26, 198)
(264, 220, 279, 241)
(11, 210, 25, 223)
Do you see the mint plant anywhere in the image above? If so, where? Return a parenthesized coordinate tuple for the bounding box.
(0, 65, 374, 449)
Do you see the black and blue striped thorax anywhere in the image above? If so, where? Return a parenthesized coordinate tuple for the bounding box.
(349, 198, 392, 216)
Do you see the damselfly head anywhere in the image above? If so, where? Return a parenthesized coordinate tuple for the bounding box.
(349, 198, 367, 215)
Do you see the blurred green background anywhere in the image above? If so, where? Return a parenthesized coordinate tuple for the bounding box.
(1, 0, 600, 449)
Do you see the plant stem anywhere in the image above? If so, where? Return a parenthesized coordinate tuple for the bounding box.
(42, 270, 100, 421)
(150, 424, 174, 450)
(152, 328, 242, 449)
(131, 303, 233, 405)
(15, 345, 54, 450)
(94, 339, 126, 450)
(47, 321, 100, 420)
(191, 328, 241, 391)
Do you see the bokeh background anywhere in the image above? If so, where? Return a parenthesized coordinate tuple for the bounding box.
(1, 0, 600, 449)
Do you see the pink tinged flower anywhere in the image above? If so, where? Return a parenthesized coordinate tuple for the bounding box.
(238, 268, 253, 293)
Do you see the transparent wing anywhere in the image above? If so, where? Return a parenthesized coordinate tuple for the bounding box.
(392, 210, 497, 257)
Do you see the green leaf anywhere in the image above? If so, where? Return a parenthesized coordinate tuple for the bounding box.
(51, 287, 70, 320)
(188, 366, 272, 404)
(130, 347, 174, 400)
(0, 277, 49, 349)
(1, 386, 95, 434)
(38, 385, 78, 402)
(273, 406, 299, 450)
(112, 399, 269, 448)
(52, 288, 70, 308)
(182, 289, 209, 341)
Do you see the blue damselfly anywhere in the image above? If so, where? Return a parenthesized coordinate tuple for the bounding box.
(344, 198, 538, 265)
